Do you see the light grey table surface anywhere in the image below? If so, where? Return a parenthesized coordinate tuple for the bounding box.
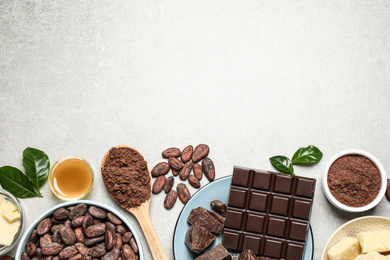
(1, 1, 390, 259)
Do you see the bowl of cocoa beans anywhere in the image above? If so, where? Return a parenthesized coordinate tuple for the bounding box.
(15, 200, 143, 260)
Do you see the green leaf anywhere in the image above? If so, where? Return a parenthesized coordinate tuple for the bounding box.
(0, 166, 42, 198)
(269, 156, 294, 175)
(291, 145, 323, 164)
(23, 147, 50, 193)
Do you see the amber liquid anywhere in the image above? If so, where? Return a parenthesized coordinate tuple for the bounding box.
(51, 159, 92, 199)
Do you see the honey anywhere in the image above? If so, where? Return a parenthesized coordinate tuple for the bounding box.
(49, 157, 93, 200)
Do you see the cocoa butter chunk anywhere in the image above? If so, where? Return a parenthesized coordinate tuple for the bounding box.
(185, 225, 216, 254)
(194, 243, 231, 260)
(238, 250, 256, 260)
(187, 207, 224, 234)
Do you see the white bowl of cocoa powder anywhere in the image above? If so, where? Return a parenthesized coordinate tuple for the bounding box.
(323, 149, 387, 212)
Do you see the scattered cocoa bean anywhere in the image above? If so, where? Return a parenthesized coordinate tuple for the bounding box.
(71, 216, 85, 229)
(193, 163, 203, 180)
(27, 242, 37, 256)
(58, 246, 77, 260)
(105, 230, 114, 251)
(152, 176, 166, 194)
(85, 223, 106, 238)
(386, 179, 390, 201)
(180, 145, 193, 163)
(113, 233, 122, 249)
(164, 190, 177, 210)
(69, 204, 87, 220)
(88, 206, 107, 219)
(74, 227, 85, 243)
(202, 158, 215, 181)
(122, 232, 133, 244)
(89, 244, 106, 258)
(121, 244, 135, 260)
(75, 243, 88, 256)
(102, 248, 120, 260)
(21, 253, 30, 260)
(115, 225, 126, 235)
(107, 213, 122, 225)
(210, 200, 227, 217)
(84, 236, 105, 247)
(177, 184, 191, 204)
(40, 234, 52, 248)
(188, 175, 201, 188)
(164, 176, 174, 193)
(179, 161, 192, 180)
(192, 144, 209, 162)
(42, 243, 63, 256)
(162, 147, 181, 158)
(129, 238, 138, 254)
(37, 218, 52, 236)
(82, 214, 94, 232)
(53, 208, 70, 221)
(168, 157, 182, 171)
(151, 162, 170, 177)
(172, 169, 179, 176)
(59, 227, 76, 245)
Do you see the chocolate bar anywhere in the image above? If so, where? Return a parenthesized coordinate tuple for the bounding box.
(188, 207, 225, 234)
(185, 225, 216, 254)
(195, 243, 231, 260)
(222, 166, 316, 260)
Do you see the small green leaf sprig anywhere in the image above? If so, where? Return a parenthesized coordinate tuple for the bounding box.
(0, 147, 50, 198)
(269, 145, 323, 175)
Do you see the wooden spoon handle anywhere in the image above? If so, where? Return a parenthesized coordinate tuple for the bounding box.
(134, 209, 169, 260)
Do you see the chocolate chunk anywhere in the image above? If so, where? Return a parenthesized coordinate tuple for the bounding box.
(185, 225, 216, 254)
(188, 207, 224, 234)
(210, 200, 227, 217)
(238, 250, 256, 260)
(194, 243, 231, 260)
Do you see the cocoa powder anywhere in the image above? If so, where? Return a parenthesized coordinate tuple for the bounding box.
(327, 154, 381, 207)
(102, 147, 151, 209)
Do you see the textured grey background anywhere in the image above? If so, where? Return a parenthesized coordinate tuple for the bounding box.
(1, 0, 390, 259)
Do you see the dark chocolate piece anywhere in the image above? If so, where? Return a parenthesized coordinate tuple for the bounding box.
(185, 225, 216, 254)
(194, 243, 231, 260)
(188, 207, 224, 234)
(210, 200, 227, 217)
(222, 166, 315, 260)
(238, 249, 256, 260)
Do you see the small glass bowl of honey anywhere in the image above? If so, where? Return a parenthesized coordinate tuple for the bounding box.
(48, 156, 94, 201)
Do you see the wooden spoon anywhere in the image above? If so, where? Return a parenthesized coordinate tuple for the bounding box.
(101, 145, 169, 260)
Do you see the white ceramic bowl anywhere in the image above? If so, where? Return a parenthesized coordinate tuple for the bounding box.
(322, 149, 387, 212)
(321, 216, 390, 260)
(15, 200, 143, 260)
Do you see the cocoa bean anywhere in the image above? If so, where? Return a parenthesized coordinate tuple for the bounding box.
(210, 200, 227, 217)
(42, 257, 53, 260)
(59, 227, 76, 245)
(89, 244, 106, 258)
(82, 257, 91, 260)
(151, 162, 170, 177)
(121, 244, 135, 260)
(171, 169, 179, 176)
(105, 222, 116, 234)
(53, 208, 70, 221)
(52, 217, 65, 225)
(74, 227, 85, 243)
(164, 176, 174, 193)
(67, 206, 75, 212)
(53, 257, 59, 260)
(40, 234, 53, 248)
(129, 238, 138, 254)
(122, 232, 133, 244)
(27, 242, 37, 256)
(58, 246, 77, 260)
(52, 229, 62, 243)
(192, 144, 209, 162)
(188, 175, 201, 188)
(168, 157, 182, 171)
(115, 225, 126, 235)
(193, 163, 203, 180)
(42, 243, 63, 256)
(386, 179, 390, 201)
(37, 218, 52, 236)
(64, 220, 72, 229)
(177, 184, 191, 204)
(82, 215, 94, 232)
(179, 161, 192, 180)
(75, 243, 88, 256)
(35, 248, 43, 258)
(102, 249, 120, 260)
(84, 236, 105, 247)
(113, 233, 122, 249)
(202, 158, 215, 181)
(105, 230, 114, 251)
(51, 225, 63, 234)
(162, 147, 181, 158)
(107, 213, 122, 225)
(180, 145, 193, 163)
(69, 254, 83, 260)
(31, 257, 39, 260)
(0, 256, 14, 260)
(21, 253, 30, 260)
(30, 229, 39, 243)
(93, 219, 102, 225)
(85, 223, 106, 238)
(88, 206, 107, 219)
(164, 190, 177, 210)
(69, 204, 87, 220)
(71, 216, 85, 229)
(152, 176, 166, 194)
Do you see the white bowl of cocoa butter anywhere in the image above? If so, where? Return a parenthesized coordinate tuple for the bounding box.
(323, 149, 387, 212)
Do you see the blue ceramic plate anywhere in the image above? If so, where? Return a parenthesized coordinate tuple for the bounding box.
(173, 176, 314, 260)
